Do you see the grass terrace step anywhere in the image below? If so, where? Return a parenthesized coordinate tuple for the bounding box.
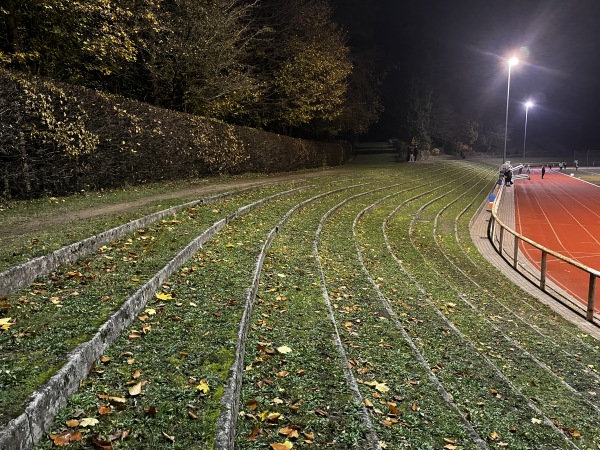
(0, 161, 596, 450)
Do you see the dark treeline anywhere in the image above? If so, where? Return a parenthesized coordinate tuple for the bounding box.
(0, 0, 383, 140)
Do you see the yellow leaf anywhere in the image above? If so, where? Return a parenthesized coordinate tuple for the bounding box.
(129, 382, 143, 396)
(268, 412, 282, 421)
(277, 345, 293, 354)
(155, 292, 172, 301)
(197, 380, 209, 394)
(65, 419, 79, 428)
(144, 308, 156, 315)
(531, 418, 542, 424)
(375, 382, 390, 393)
(270, 441, 293, 450)
(79, 417, 99, 427)
(489, 431, 500, 440)
(0, 317, 15, 330)
(128, 330, 142, 339)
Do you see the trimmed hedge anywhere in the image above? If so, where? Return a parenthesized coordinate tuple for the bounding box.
(0, 69, 350, 199)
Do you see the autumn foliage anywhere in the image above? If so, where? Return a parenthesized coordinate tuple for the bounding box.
(0, 68, 350, 199)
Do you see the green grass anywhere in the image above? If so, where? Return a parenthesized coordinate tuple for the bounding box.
(0, 161, 599, 449)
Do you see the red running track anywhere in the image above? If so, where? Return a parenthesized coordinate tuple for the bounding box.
(514, 168, 600, 312)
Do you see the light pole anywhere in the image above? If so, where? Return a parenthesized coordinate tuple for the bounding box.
(503, 56, 519, 164)
(522, 100, 533, 162)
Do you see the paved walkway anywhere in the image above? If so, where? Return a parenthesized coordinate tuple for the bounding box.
(470, 183, 600, 339)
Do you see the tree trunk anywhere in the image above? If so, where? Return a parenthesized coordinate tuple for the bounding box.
(3, 0, 20, 54)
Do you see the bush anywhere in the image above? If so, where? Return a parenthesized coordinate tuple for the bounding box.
(0, 69, 350, 199)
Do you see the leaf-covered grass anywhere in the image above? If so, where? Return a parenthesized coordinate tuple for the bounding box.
(1, 160, 598, 449)
(0, 183, 321, 424)
(0, 172, 316, 271)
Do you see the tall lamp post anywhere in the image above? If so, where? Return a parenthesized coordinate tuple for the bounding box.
(503, 56, 519, 164)
(522, 100, 533, 162)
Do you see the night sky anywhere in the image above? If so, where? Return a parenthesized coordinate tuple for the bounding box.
(334, 0, 600, 156)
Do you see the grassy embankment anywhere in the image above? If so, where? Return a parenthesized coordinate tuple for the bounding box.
(1, 161, 599, 449)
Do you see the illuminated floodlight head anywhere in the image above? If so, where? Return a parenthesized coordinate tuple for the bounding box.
(508, 56, 519, 67)
(525, 100, 534, 109)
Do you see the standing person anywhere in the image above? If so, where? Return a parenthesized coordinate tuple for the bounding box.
(504, 168, 513, 186)
(541, 165, 546, 179)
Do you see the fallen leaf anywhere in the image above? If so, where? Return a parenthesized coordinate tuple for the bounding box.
(197, 380, 209, 394)
(303, 431, 315, 441)
(107, 396, 127, 406)
(0, 317, 15, 330)
(276, 371, 290, 377)
(267, 412, 282, 422)
(388, 402, 398, 415)
(277, 345, 292, 354)
(270, 441, 293, 450)
(50, 431, 83, 446)
(128, 331, 142, 339)
(375, 382, 390, 393)
(489, 431, 500, 441)
(247, 399, 259, 411)
(132, 369, 141, 379)
(129, 382, 143, 396)
(66, 419, 79, 427)
(247, 424, 259, 440)
(155, 292, 173, 301)
(162, 432, 175, 443)
(79, 417, 99, 427)
(188, 411, 198, 420)
(98, 405, 111, 415)
(531, 418, 542, 424)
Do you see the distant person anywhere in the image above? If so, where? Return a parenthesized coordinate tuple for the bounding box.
(504, 168, 512, 186)
(541, 165, 546, 179)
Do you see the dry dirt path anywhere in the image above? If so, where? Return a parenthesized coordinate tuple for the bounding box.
(0, 168, 349, 240)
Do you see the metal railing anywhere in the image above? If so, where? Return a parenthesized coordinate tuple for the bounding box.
(488, 186, 600, 323)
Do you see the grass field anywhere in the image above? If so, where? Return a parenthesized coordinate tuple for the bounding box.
(1, 159, 599, 450)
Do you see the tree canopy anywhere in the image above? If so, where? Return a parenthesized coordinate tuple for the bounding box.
(0, 0, 383, 139)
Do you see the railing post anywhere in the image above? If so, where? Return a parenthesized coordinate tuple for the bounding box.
(499, 227, 504, 256)
(540, 251, 547, 290)
(587, 274, 596, 322)
(513, 235, 519, 269)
